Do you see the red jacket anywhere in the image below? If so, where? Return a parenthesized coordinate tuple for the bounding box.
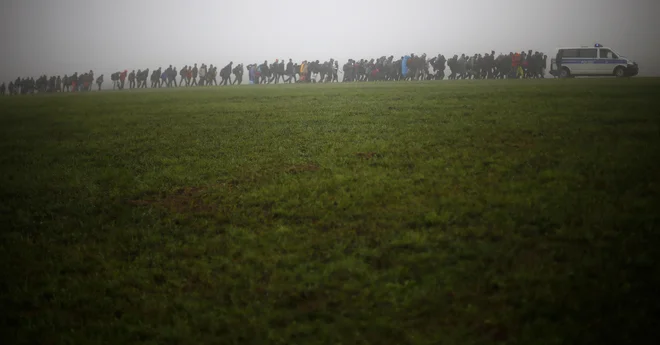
(512, 54, 521, 67)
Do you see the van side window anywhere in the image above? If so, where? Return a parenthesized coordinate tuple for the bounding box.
(599, 49, 618, 59)
(578, 49, 597, 58)
(562, 49, 579, 58)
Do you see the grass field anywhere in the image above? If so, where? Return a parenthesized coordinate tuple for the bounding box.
(1, 79, 660, 344)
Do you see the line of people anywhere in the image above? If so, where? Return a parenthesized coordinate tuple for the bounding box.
(342, 51, 547, 82)
(0, 50, 548, 95)
(1, 71, 98, 95)
(104, 62, 246, 91)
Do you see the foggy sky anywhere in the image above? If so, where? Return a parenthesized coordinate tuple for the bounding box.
(1, 0, 659, 83)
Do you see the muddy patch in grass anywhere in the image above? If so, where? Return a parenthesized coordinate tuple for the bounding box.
(128, 183, 236, 214)
(493, 130, 540, 150)
(285, 164, 319, 174)
(356, 152, 381, 160)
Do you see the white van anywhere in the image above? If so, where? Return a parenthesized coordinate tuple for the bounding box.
(549, 44, 638, 78)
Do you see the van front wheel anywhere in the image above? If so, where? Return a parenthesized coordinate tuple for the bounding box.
(614, 67, 626, 78)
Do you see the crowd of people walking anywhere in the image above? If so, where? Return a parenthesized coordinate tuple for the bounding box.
(0, 50, 547, 95)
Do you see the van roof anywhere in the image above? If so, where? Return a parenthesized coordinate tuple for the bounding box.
(557, 46, 612, 50)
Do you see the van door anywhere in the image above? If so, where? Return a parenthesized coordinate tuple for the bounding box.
(559, 49, 581, 75)
(577, 48, 598, 75)
(598, 48, 620, 75)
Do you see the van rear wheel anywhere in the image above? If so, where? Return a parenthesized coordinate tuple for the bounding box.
(559, 68, 570, 78)
(614, 67, 625, 78)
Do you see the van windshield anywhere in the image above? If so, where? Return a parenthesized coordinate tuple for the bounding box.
(600, 49, 618, 59)
(613, 50, 626, 59)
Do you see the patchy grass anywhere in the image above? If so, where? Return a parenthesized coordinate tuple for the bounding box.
(1, 79, 660, 344)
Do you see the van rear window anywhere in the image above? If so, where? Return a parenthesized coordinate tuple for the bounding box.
(561, 49, 579, 58)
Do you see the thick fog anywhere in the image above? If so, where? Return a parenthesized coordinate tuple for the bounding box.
(1, 0, 659, 84)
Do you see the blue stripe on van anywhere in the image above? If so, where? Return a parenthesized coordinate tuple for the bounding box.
(561, 59, 627, 64)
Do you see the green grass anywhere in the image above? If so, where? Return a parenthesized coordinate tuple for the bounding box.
(1, 79, 660, 344)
